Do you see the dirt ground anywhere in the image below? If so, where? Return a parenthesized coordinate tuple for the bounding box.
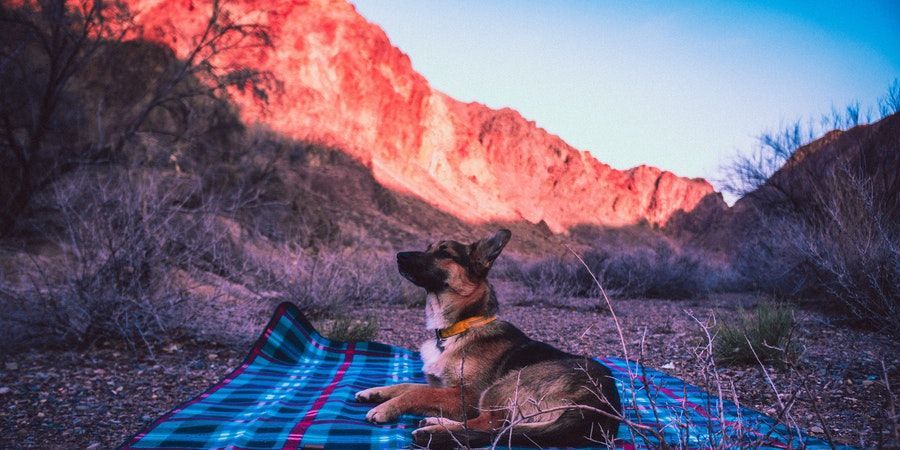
(1, 286, 897, 449)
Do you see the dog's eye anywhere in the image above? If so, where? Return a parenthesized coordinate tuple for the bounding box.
(434, 249, 451, 259)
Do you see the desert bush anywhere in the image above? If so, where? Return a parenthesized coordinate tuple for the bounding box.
(713, 303, 798, 366)
(0, 163, 415, 352)
(321, 315, 379, 342)
(272, 250, 409, 320)
(510, 240, 729, 302)
(783, 164, 898, 329)
(599, 244, 722, 299)
(0, 169, 257, 351)
(722, 79, 898, 199)
(723, 82, 899, 334)
(727, 129, 898, 331)
(520, 257, 597, 299)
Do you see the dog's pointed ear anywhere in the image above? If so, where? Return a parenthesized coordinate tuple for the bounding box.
(470, 229, 511, 277)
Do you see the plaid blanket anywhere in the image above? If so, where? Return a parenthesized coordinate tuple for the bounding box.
(121, 303, 844, 449)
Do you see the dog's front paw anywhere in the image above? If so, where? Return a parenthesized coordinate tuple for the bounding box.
(418, 416, 457, 428)
(413, 425, 457, 448)
(355, 387, 390, 403)
(412, 426, 434, 447)
(365, 403, 400, 423)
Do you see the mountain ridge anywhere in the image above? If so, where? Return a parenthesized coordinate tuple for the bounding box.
(132, 0, 726, 232)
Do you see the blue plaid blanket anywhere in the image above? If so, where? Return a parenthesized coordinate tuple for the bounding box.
(121, 303, 842, 449)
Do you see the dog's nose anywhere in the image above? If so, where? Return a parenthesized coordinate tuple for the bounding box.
(397, 252, 415, 262)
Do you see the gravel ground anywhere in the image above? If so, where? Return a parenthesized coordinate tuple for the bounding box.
(1, 286, 897, 448)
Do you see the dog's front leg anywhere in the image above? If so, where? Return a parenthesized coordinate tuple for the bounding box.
(355, 383, 420, 404)
(364, 385, 477, 423)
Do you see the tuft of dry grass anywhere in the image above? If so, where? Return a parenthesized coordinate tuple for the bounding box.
(713, 302, 799, 366)
(321, 315, 379, 342)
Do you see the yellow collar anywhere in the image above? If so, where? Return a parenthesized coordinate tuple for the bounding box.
(437, 315, 498, 340)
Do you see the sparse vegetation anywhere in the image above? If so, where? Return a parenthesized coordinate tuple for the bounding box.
(321, 315, 379, 342)
(723, 80, 900, 334)
(713, 303, 799, 366)
(502, 236, 734, 304)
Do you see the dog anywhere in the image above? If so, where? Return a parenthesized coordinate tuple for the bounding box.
(355, 229, 621, 448)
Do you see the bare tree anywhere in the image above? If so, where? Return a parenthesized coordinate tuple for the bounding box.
(878, 78, 900, 118)
(0, 0, 274, 237)
(0, 0, 133, 235)
(110, 0, 274, 154)
(721, 78, 899, 199)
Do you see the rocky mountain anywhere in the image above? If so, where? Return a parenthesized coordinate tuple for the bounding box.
(133, 0, 725, 233)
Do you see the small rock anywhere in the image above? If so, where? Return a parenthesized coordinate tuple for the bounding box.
(4, 362, 18, 371)
(86, 443, 101, 450)
(810, 426, 825, 434)
(142, 414, 152, 421)
(660, 362, 675, 370)
(207, 353, 219, 360)
(0, 387, 11, 395)
(862, 380, 875, 387)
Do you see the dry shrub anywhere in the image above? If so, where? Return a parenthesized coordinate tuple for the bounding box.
(0, 169, 254, 352)
(0, 164, 414, 353)
(789, 165, 899, 330)
(508, 239, 732, 302)
(276, 251, 407, 318)
(519, 257, 596, 299)
(737, 157, 899, 334)
(598, 243, 728, 299)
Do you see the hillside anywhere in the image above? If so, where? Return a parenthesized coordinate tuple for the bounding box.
(132, 0, 725, 233)
(691, 113, 900, 252)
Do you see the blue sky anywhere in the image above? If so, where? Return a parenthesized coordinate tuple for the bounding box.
(351, 1, 899, 199)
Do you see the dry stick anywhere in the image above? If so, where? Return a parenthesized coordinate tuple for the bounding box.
(729, 380, 745, 445)
(459, 347, 470, 449)
(685, 311, 728, 447)
(752, 379, 802, 448)
(883, 359, 900, 444)
(566, 246, 661, 448)
(579, 367, 659, 447)
(508, 370, 524, 449)
(429, 345, 470, 450)
(637, 327, 665, 434)
(744, 335, 836, 450)
(793, 370, 837, 450)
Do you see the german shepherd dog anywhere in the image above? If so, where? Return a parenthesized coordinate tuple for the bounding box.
(355, 230, 621, 448)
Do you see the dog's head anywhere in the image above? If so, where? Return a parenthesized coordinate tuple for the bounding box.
(397, 229, 511, 293)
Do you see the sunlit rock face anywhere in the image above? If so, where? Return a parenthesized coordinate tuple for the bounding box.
(132, 0, 725, 232)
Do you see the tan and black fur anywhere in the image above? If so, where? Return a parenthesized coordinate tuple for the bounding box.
(355, 230, 621, 448)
